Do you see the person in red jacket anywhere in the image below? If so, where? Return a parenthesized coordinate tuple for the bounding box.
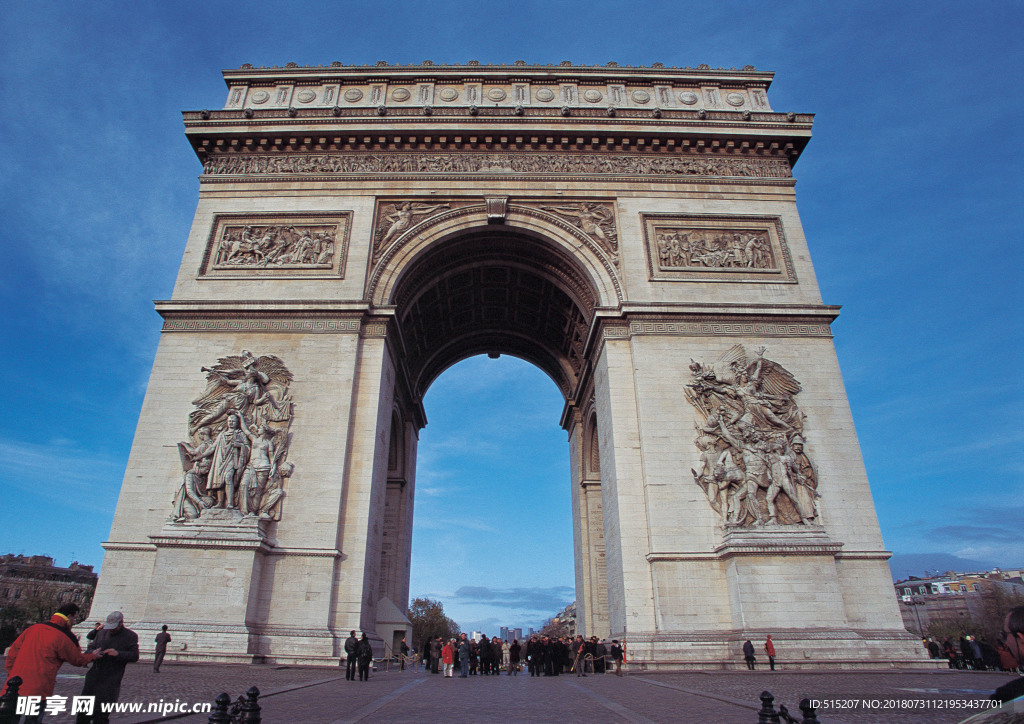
(3, 603, 100, 715)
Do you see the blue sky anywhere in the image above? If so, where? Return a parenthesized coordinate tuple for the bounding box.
(0, 1, 1020, 636)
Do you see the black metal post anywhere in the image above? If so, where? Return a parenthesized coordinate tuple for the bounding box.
(208, 692, 233, 724)
(239, 686, 261, 723)
(0, 677, 23, 724)
(799, 698, 821, 724)
(758, 690, 781, 724)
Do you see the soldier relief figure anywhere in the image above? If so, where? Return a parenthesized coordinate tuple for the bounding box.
(656, 228, 773, 270)
(213, 224, 336, 268)
(686, 345, 820, 527)
(171, 351, 295, 523)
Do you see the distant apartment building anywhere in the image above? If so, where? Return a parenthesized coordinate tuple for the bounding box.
(0, 555, 98, 610)
(893, 569, 1024, 636)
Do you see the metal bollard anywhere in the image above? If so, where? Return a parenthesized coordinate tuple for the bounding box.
(0, 677, 23, 724)
(208, 692, 233, 723)
(798, 699, 820, 724)
(758, 691, 781, 724)
(238, 686, 261, 723)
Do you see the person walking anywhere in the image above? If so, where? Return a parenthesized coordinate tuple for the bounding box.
(3, 604, 100, 723)
(77, 611, 139, 724)
(357, 633, 373, 681)
(400, 637, 409, 671)
(153, 625, 171, 673)
(742, 639, 756, 670)
(764, 635, 776, 671)
(344, 630, 359, 680)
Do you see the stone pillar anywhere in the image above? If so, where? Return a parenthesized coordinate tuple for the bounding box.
(591, 328, 658, 641)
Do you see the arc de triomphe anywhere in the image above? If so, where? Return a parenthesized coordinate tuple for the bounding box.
(89, 61, 923, 668)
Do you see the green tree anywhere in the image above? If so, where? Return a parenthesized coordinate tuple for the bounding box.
(408, 597, 460, 650)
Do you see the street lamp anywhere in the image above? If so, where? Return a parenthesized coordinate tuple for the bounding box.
(902, 597, 927, 637)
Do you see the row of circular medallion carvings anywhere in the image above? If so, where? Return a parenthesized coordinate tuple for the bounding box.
(236, 85, 762, 109)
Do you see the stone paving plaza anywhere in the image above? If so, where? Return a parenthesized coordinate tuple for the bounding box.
(39, 661, 1022, 723)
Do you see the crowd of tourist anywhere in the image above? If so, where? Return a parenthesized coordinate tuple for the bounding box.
(409, 633, 624, 679)
(922, 634, 1024, 673)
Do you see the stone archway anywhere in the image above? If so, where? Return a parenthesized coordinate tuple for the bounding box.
(87, 61, 929, 669)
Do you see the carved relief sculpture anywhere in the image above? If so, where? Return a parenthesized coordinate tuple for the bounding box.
(655, 229, 773, 270)
(375, 201, 451, 251)
(641, 214, 796, 284)
(685, 345, 819, 527)
(539, 202, 618, 257)
(201, 151, 792, 180)
(213, 223, 336, 268)
(200, 214, 350, 279)
(171, 351, 295, 522)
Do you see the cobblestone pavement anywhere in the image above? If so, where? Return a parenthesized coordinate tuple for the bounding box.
(34, 662, 1021, 723)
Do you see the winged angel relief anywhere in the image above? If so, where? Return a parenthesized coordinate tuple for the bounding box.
(685, 345, 819, 527)
(171, 351, 295, 523)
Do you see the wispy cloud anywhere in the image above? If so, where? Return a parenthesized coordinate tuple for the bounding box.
(451, 585, 575, 613)
(0, 438, 124, 513)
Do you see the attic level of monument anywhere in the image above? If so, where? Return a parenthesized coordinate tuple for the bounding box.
(185, 62, 811, 177)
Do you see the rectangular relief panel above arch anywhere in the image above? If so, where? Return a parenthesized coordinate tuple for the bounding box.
(198, 212, 352, 280)
(641, 214, 796, 284)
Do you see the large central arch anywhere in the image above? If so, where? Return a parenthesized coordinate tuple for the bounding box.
(87, 61, 929, 670)
(378, 206, 618, 400)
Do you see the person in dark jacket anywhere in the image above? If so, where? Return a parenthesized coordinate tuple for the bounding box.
(491, 637, 503, 675)
(458, 635, 470, 678)
(344, 630, 359, 680)
(509, 639, 521, 675)
(468, 638, 479, 675)
(610, 640, 624, 676)
(357, 634, 373, 681)
(595, 639, 607, 673)
(478, 634, 493, 675)
(429, 637, 442, 674)
(77, 611, 139, 724)
(742, 639, 756, 670)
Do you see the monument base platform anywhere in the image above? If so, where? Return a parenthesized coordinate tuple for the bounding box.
(619, 628, 942, 671)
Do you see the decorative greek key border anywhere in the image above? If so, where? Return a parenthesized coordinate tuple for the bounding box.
(161, 318, 363, 334)
(627, 320, 831, 338)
